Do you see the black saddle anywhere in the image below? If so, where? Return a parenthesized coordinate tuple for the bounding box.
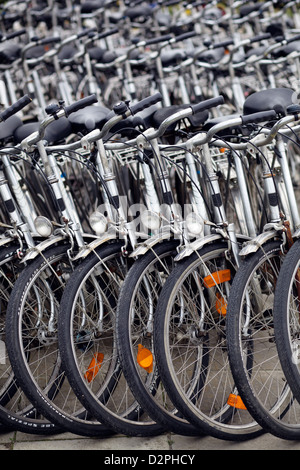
(0, 43, 21, 64)
(81, 0, 106, 14)
(58, 45, 78, 62)
(245, 45, 268, 60)
(243, 88, 294, 115)
(161, 49, 187, 67)
(0, 115, 23, 141)
(14, 118, 73, 144)
(239, 3, 264, 17)
(68, 105, 110, 134)
(194, 46, 224, 64)
(88, 46, 106, 62)
(69, 104, 145, 137)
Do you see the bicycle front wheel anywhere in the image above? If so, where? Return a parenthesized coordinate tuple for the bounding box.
(116, 239, 202, 436)
(58, 241, 164, 437)
(154, 241, 263, 441)
(226, 240, 300, 440)
(5, 242, 115, 437)
(273, 239, 300, 433)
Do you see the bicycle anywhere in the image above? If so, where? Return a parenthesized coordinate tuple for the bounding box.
(224, 91, 300, 440)
(5, 92, 166, 436)
(113, 101, 278, 439)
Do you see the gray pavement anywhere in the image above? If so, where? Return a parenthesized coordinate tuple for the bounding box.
(2, 429, 300, 450)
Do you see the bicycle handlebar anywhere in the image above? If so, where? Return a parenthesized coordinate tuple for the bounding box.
(191, 96, 225, 115)
(0, 95, 32, 122)
(26, 30, 95, 63)
(38, 36, 61, 47)
(203, 113, 299, 151)
(171, 31, 198, 44)
(203, 110, 279, 146)
(241, 110, 277, 125)
(20, 94, 98, 148)
(104, 105, 289, 152)
(0, 28, 26, 42)
(211, 38, 234, 50)
(250, 33, 271, 43)
(130, 92, 163, 115)
(21, 36, 61, 62)
(64, 94, 98, 116)
(151, 111, 298, 155)
(81, 93, 163, 147)
(142, 34, 173, 47)
(286, 33, 300, 44)
(85, 95, 225, 150)
(77, 28, 98, 39)
(44, 100, 300, 157)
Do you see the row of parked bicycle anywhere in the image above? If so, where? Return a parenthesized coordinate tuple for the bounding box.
(1, 0, 300, 116)
(2, 0, 300, 443)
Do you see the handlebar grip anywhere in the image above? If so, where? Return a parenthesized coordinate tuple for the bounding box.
(162, 0, 182, 6)
(144, 34, 173, 46)
(250, 32, 271, 43)
(0, 94, 32, 122)
(286, 33, 300, 44)
(6, 28, 27, 41)
(64, 94, 98, 116)
(212, 38, 234, 49)
(273, 35, 284, 43)
(77, 28, 97, 39)
(97, 28, 119, 40)
(130, 93, 162, 115)
(241, 110, 277, 125)
(191, 96, 224, 115)
(125, 0, 144, 6)
(173, 31, 197, 43)
(40, 36, 61, 46)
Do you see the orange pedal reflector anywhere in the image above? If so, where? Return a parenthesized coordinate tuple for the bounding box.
(227, 393, 247, 410)
(137, 344, 153, 373)
(203, 269, 231, 288)
(84, 353, 104, 383)
(216, 292, 227, 316)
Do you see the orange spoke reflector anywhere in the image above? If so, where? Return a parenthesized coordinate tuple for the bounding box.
(84, 353, 104, 383)
(137, 344, 153, 373)
(203, 269, 231, 288)
(227, 393, 247, 410)
(216, 292, 227, 316)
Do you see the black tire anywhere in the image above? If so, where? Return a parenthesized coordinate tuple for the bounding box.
(0, 243, 61, 434)
(154, 241, 264, 441)
(226, 240, 300, 440)
(58, 241, 163, 437)
(5, 242, 115, 437)
(116, 239, 202, 436)
(273, 239, 300, 421)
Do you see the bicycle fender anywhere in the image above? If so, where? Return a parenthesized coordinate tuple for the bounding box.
(20, 234, 67, 263)
(174, 233, 223, 261)
(238, 229, 280, 257)
(72, 234, 118, 261)
(129, 231, 174, 258)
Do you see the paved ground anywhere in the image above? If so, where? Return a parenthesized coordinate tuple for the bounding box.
(2, 429, 300, 451)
